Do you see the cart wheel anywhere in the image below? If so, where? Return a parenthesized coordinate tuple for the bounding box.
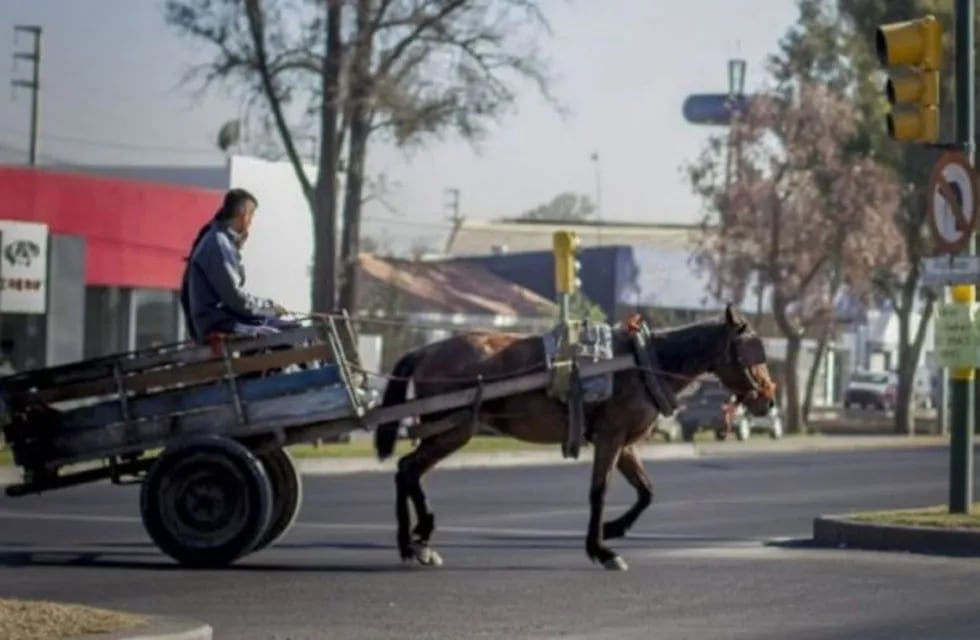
(140, 435, 273, 568)
(251, 447, 303, 553)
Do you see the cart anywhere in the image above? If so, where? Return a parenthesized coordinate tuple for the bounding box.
(0, 315, 663, 568)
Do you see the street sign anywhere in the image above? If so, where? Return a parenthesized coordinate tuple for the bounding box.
(920, 255, 980, 286)
(681, 93, 750, 125)
(935, 301, 980, 368)
(927, 150, 978, 255)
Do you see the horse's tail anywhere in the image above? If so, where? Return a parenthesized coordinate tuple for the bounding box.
(375, 349, 425, 461)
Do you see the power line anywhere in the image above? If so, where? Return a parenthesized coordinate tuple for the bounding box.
(0, 125, 219, 155)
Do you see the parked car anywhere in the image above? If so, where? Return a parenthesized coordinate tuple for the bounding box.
(844, 370, 898, 411)
(674, 379, 732, 442)
(731, 403, 783, 441)
(651, 413, 683, 442)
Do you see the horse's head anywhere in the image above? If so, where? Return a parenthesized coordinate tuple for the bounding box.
(710, 304, 777, 417)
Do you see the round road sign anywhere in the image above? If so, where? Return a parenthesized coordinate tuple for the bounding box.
(928, 150, 978, 255)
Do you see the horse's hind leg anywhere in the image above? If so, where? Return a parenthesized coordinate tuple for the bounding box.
(395, 411, 475, 566)
(602, 445, 653, 540)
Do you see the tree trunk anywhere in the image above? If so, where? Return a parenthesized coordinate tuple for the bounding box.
(338, 115, 369, 313)
(337, 0, 374, 314)
(802, 324, 831, 426)
(894, 306, 913, 435)
(784, 335, 804, 434)
(309, 0, 344, 312)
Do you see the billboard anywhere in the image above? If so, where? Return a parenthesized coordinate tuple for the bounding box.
(0, 219, 48, 314)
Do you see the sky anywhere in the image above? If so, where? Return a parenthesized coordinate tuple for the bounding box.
(0, 0, 802, 252)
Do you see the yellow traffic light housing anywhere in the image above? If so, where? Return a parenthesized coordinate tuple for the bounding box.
(876, 15, 943, 143)
(553, 231, 582, 294)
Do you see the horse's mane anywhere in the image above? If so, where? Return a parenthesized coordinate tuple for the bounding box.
(643, 318, 729, 375)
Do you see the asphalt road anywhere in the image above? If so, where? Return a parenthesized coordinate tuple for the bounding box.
(2, 446, 980, 640)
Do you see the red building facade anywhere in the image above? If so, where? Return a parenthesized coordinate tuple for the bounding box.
(0, 167, 224, 369)
(0, 166, 222, 290)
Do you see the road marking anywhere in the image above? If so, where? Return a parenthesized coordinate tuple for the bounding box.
(0, 508, 771, 543)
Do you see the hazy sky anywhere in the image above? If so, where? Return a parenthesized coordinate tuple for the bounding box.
(0, 0, 801, 251)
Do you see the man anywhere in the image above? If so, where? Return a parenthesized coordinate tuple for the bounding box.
(180, 188, 298, 345)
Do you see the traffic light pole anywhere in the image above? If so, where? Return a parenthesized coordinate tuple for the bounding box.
(949, 0, 975, 514)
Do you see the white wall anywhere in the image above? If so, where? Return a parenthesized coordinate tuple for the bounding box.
(227, 155, 318, 313)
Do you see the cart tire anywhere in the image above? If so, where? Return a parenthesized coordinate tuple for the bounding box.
(140, 435, 273, 568)
(251, 447, 303, 553)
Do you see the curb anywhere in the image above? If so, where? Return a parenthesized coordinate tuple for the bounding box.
(812, 515, 980, 557)
(71, 616, 212, 640)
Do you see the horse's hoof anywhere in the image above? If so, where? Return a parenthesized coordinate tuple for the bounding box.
(603, 556, 628, 571)
(410, 542, 443, 567)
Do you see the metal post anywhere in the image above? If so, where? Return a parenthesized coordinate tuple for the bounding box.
(949, 0, 975, 514)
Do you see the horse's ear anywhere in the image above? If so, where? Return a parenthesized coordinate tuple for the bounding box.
(725, 303, 748, 333)
(724, 303, 740, 326)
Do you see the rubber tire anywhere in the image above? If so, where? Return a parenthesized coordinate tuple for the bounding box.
(140, 435, 273, 569)
(251, 447, 303, 553)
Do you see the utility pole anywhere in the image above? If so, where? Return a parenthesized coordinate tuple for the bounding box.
(949, 0, 975, 514)
(442, 187, 462, 255)
(12, 25, 41, 166)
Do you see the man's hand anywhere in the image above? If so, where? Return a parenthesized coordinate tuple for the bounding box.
(274, 303, 290, 317)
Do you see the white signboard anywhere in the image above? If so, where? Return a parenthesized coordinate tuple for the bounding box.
(0, 219, 48, 314)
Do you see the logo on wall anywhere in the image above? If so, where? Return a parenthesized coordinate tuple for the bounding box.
(3, 240, 41, 268)
(0, 220, 49, 315)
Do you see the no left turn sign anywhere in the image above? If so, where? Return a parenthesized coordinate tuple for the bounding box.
(928, 151, 978, 255)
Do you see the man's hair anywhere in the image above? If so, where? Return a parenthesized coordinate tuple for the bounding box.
(215, 188, 258, 222)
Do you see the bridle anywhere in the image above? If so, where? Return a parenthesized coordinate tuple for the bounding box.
(725, 330, 776, 404)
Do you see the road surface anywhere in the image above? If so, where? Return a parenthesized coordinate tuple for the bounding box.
(2, 446, 979, 639)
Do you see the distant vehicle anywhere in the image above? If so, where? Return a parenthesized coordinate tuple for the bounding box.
(674, 379, 733, 442)
(843, 370, 897, 411)
(652, 413, 683, 442)
(731, 403, 783, 441)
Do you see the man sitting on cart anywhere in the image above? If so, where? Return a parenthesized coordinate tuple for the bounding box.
(180, 188, 299, 346)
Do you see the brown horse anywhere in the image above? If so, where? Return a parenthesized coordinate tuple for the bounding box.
(374, 304, 776, 571)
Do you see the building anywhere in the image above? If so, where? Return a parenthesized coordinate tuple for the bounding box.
(0, 165, 223, 371)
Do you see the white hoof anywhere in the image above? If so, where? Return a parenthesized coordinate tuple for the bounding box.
(411, 542, 443, 567)
(603, 556, 628, 571)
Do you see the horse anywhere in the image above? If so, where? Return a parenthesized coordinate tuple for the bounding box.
(373, 304, 777, 571)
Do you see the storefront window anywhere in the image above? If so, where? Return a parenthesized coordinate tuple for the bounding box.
(132, 288, 178, 350)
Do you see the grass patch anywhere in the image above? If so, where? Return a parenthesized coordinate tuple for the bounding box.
(287, 435, 557, 459)
(0, 598, 148, 640)
(0, 447, 11, 466)
(847, 504, 980, 529)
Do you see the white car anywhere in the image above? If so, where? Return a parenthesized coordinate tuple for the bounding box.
(731, 403, 783, 441)
(844, 370, 898, 411)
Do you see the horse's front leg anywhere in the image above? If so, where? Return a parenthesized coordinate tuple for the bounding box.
(603, 445, 654, 540)
(585, 431, 627, 571)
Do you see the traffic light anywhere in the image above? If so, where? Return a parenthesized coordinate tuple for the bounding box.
(553, 231, 582, 294)
(876, 15, 943, 143)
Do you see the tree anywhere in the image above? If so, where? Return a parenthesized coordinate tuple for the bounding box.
(770, 0, 965, 434)
(165, 0, 558, 314)
(514, 192, 596, 222)
(686, 82, 904, 433)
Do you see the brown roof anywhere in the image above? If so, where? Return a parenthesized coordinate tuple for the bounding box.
(356, 253, 556, 317)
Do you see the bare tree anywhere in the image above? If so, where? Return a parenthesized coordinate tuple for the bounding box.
(165, 0, 559, 313)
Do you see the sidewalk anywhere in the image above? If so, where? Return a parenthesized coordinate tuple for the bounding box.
(0, 434, 949, 485)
